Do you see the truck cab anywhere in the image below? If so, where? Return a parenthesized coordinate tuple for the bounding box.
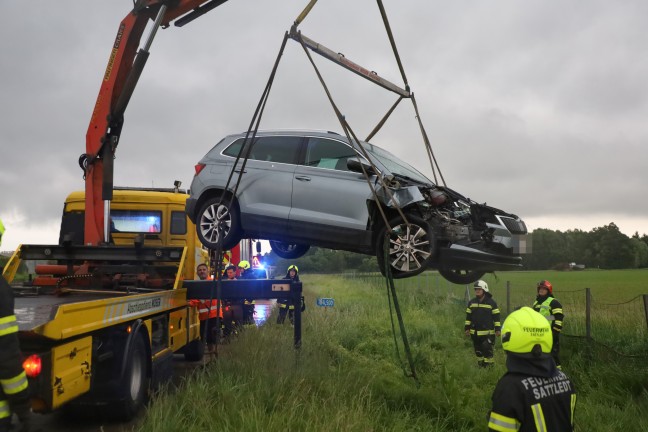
(59, 187, 208, 280)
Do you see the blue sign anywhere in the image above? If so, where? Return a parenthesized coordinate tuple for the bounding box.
(316, 297, 335, 307)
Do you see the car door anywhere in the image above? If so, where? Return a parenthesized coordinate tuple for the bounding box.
(222, 135, 303, 236)
(289, 136, 375, 246)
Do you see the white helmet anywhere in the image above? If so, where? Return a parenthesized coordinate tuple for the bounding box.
(474, 280, 489, 293)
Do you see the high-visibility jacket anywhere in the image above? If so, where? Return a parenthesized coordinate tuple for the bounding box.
(533, 296, 564, 333)
(0, 276, 30, 423)
(489, 361, 576, 432)
(189, 299, 223, 320)
(465, 294, 501, 336)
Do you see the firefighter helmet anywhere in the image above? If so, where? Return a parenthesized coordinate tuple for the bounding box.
(474, 280, 489, 292)
(537, 280, 553, 295)
(238, 260, 250, 270)
(501, 307, 552, 355)
(287, 264, 299, 273)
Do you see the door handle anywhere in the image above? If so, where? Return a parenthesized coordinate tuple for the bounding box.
(295, 175, 311, 181)
(234, 169, 246, 173)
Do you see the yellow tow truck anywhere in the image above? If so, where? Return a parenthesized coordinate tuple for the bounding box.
(0, 0, 239, 419)
(2, 187, 207, 419)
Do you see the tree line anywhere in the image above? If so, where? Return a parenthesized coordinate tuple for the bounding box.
(264, 222, 648, 274)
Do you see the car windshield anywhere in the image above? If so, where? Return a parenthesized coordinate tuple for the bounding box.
(362, 142, 434, 186)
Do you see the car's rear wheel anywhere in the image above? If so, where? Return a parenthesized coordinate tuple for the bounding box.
(438, 267, 485, 285)
(269, 241, 310, 259)
(196, 196, 241, 250)
(377, 215, 435, 279)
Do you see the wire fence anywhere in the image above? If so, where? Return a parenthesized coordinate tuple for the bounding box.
(341, 271, 648, 362)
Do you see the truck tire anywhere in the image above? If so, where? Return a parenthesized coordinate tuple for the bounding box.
(183, 338, 205, 362)
(117, 334, 150, 420)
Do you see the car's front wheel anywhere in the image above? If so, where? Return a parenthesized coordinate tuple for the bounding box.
(269, 241, 310, 259)
(438, 267, 485, 285)
(377, 215, 435, 279)
(196, 196, 241, 250)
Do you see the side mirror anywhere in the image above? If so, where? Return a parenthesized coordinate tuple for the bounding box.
(347, 158, 375, 176)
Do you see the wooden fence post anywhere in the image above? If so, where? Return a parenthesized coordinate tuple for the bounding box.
(506, 281, 511, 316)
(585, 288, 591, 340)
(643, 295, 648, 332)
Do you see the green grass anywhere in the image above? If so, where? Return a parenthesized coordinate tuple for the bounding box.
(134, 270, 648, 432)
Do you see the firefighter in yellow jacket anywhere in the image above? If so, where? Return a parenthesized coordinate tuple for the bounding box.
(1, 219, 32, 432)
(465, 280, 501, 367)
(488, 307, 576, 431)
(533, 280, 564, 368)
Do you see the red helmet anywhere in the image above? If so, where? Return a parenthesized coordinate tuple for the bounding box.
(537, 280, 553, 295)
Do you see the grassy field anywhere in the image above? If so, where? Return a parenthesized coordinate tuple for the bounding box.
(134, 270, 648, 431)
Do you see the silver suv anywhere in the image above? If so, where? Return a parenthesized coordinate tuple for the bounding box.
(186, 130, 527, 283)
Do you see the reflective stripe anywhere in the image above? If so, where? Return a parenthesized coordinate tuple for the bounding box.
(465, 321, 471, 325)
(472, 329, 495, 336)
(470, 303, 493, 309)
(279, 303, 288, 309)
(466, 308, 471, 313)
(1, 371, 28, 395)
(0, 315, 19, 337)
(492, 308, 501, 314)
(488, 411, 520, 431)
(552, 308, 563, 314)
(0, 400, 10, 419)
(570, 394, 577, 426)
(531, 403, 547, 432)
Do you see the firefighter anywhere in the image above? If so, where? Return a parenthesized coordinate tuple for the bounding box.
(488, 307, 576, 431)
(191, 263, 221, 354)
(465, 280, 501, 367)
(237, 261, 255, 325)
(1, 219, 32, 432)
(533, 280, 564, 369)
(277, 265, 305, 325)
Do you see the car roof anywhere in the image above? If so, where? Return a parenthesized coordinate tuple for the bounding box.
(229, 129, 343, 139)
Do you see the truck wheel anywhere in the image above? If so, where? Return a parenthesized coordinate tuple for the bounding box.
(117, 334, 149, 420)
(438, 267, 485, 285)
(376, 215, 435, 279)
(269, 241, 310, 259)
(196, 196, 241, 250)
(183, 338, 205, 362)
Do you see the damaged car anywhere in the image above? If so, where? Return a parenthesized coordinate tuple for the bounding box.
(185, 130, 527, 283)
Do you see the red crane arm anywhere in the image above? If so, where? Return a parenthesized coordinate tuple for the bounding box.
(83, 0, 229, 245)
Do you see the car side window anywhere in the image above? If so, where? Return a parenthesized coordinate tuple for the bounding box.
(223, 136, 301, 164)
(305, 138, 357, 171)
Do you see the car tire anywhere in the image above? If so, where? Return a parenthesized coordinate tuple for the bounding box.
(269, 241, 310, 259)
(376, 214, 435, 279)
(438, 267, 485, 285)
(196, 196, 241, 250)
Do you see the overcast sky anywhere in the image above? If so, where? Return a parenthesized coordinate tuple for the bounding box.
(1, 0, 647, 252)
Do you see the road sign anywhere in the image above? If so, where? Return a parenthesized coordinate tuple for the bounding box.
(316, 297, 334, 307)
